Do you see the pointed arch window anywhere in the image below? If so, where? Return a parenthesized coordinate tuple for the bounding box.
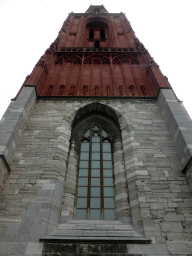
(75, 124, 115, 220)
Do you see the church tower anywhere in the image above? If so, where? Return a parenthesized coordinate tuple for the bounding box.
(0, 5, 192, 256)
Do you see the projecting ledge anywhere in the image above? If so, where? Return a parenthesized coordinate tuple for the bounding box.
(158, 88, 192, 168)
(39, 237, 151, 244)
(158, 88, 192, 191)
(40, 220, 150, 244)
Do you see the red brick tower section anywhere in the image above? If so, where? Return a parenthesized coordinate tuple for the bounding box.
(24, 5, 171, 97)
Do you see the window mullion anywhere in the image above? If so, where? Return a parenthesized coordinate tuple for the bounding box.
(87, 128, 91, 219)
(100, 126, 104, 219)
(74, 144, 80, 219)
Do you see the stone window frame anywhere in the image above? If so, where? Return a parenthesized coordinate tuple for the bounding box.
(43, 102, 146, 237)
(60, 111, 131, 223)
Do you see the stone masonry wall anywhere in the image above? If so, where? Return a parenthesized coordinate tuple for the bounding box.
(158, 89, 192, 190)
(0, 98, 192, 255)
(0, 86, 36, 189)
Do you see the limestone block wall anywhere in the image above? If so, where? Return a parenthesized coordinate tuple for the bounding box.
(158, 89, 192, 190)
(0, 86, 36, 189)
(158, 89, 192, 168)
(0, 98, 191, 255)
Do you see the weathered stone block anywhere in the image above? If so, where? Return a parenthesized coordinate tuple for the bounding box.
(162, 222, 183, 232)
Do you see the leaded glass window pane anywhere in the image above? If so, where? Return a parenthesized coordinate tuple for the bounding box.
(104, 187, 113, 196)
(92, 143, 100, 151)
(91, 187, 100, 197)
(103, 169, 113, 177)
(103, 143, 111, 152)
(76, 198, 87, 208)
(77, 187, 88, 197)
(84, 130, 90, 137)
(103, 178, 113, 186)
(91, 178, 100, 186)
(90, 198, 100, 208)
(102, 129, 108, 137)
(91, 169, 100, 177)
(91, 161, 100, 168)
(103, 153, 112, 160)
(81, 143, 89, 151)
(104, 209, 115, 220)
(90, 209, 101, 220)
(92, 137, 100, 142)
(80, 153, 89, 160)
(92, 153, 100, 160)
(103, 161, 112, 168)
(104, 198, 114, 208)
(79, 169, 88, 177)
(79, 161, 89, 168)
(78, 178, 88, 186)
(76, 209, 87, 220)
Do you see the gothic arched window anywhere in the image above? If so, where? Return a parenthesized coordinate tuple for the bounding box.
(61, 107, 130, 223)
(75, 124, 115, 220)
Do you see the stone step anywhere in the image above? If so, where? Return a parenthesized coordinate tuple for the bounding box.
(58, 223, 134, 231)
(50, 229, 142, 237)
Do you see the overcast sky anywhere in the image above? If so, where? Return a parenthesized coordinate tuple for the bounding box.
(0, 0, 192, 120)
